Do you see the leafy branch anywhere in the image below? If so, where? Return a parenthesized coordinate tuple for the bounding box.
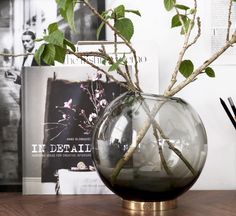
(33, 0, 142, 93)
(110, 0, 236, 178)
(111, 0, 236, 182)
(164, 34, 236, 97)
(163, 0, 236, 97)
(66, 48, 137, 91)
(2, 0, 236, 185)
(82, 0, 141, 91)
(166, 0, 200, 92)
(56, 0, 77, 32)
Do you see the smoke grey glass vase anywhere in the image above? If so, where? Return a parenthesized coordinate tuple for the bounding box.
(92, 92, 207, 210)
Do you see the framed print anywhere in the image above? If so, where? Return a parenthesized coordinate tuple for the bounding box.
(57, 0, 106, 43)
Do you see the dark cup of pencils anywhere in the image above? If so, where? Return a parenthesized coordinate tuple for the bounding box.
(220, 97, 236, 130)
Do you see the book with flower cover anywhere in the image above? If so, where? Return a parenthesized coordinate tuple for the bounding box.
(22, 66, 128, 194)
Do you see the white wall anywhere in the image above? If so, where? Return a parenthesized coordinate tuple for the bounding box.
(106, 0, 236, 189)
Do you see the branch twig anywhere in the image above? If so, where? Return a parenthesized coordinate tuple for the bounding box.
(100, 45, 137, 91)
(164, 31, 236, 97)
(82, 0, 141, 91)
(152, 125, 173, 176)
(110, 95, 196, 184)
(140, 97, 196, 176)
(153, 121, 197, 176)
(226, 0, 233, 41)
(114, 14, 118, 62)
(166, 0, 198, 92)
(0, 53, 32, 57)
(174, 7, 187, 34)
(67, 49, 130, 90)
(110, 98, 166, 184)
(186, 17, 201, 49)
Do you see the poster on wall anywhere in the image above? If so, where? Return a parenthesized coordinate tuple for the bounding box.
(18, 0, 105, 41)
(0, 0, 105, 192)
(22, 66, 127, 194)
(57, 0, 106, 42)
(211, 0, 236, 65)
(0, 0, 20, 192)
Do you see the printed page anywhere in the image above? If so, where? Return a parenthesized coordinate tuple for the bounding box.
(211, 0, 236, 64)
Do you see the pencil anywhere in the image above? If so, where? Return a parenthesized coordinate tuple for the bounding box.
(228, 97, 236, 118)
(220, 98, 236, 130)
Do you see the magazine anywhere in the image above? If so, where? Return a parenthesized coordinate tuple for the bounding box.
(22, 66, 127, 194)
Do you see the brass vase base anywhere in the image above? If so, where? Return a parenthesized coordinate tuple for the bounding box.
(122, 199, 177, 211)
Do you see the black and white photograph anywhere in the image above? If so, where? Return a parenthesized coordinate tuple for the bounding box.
(22, 65, 126, 194)
(0, 0, 20, 192)
(0, 0, 105, 192)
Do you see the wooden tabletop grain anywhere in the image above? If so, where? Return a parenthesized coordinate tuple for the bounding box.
(0, 191, 235, 216)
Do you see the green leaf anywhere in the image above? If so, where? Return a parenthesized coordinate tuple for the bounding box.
(44, 30, 64, 47)
(171, 14, 187, 28)
(58, 0, 76, 32)
(63, 38, 76, 52)
(97, 21, 105, 40)
(97, 10, 112, 39)
(56, 0, 67, 10)
(48, 22, 58, 34)
(114, 18, 134, 42)
(171, 15, 180, 28)
(109, 63, 119, 72)
(60, 8, 67, 20)
(125, 9, 141, 17)
(181, 18, 191, 34)
(205, 67, 215, 78)
(34, 44, 46, 65)
(114, 5, 125, 18)
(171, 14, 182, 28)
(175, 4, 190, 10)
(102, 59, 107, 65)
(164, 0, 175, 11)
(179, 60, 194, 78)
(123, 94, 137, 107)
(34, 38, 43, 42)
(66, 0, 76, 32)
(100, 9, 112, 18)
(108, 57, 125, 71)
(54, 45, 66, 63)
(42, 44, 56, 65)
(189, 9, 196, 14)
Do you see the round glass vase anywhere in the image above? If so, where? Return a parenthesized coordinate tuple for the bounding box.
(91, 92, 207, 211)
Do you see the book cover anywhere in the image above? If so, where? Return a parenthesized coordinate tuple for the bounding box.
(22, 66, 127, 194)
(60, 41, 159, 94)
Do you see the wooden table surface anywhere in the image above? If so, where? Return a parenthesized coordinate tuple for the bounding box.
(0, 191, 235, 216)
